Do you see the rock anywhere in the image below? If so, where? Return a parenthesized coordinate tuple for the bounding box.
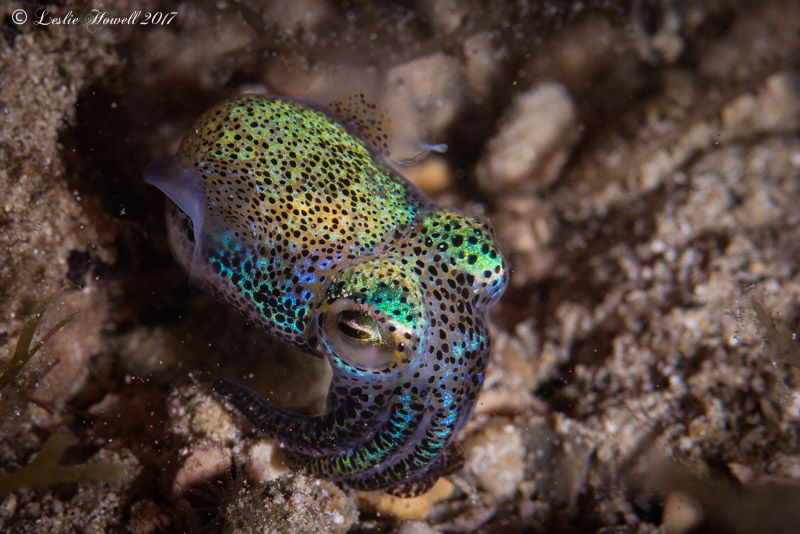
(661, 491, 703, 534)
(463, 31, 504, 97)
(476, 321, 540, 415)
(476, 82, 578, 193)
(491, 196, 557, 286)
(463, 422, 525, 499)
(421, 0, 481, 34)
(245, 440, 290, 483)
(172, 444, 231, 496)
(404, 156, 453, 195)
(394, 519, 439, 534)
(720, 71, 800, 139)
(631, 0, 684, 64)
(168, 385, 241, 444)
(114, 327, 182, 383)
(384, 53, 466, 160)
(357, 478, 454, 521)
(136, 6, 257, 92)
(224, 475, 358, 534)
(27, 290, 110, 416)
(262, 0, 332, 37)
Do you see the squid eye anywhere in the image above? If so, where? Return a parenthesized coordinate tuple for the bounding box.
(321, 300, 400, 370)
(336, 310, 380, 341)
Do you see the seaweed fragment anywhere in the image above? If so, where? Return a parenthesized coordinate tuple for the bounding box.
(0, 291, 125, 495)
(0, 289, 77, 390)
(0, 431, 125, 496)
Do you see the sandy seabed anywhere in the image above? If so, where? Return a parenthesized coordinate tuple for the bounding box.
(1, 1, 799, 532)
